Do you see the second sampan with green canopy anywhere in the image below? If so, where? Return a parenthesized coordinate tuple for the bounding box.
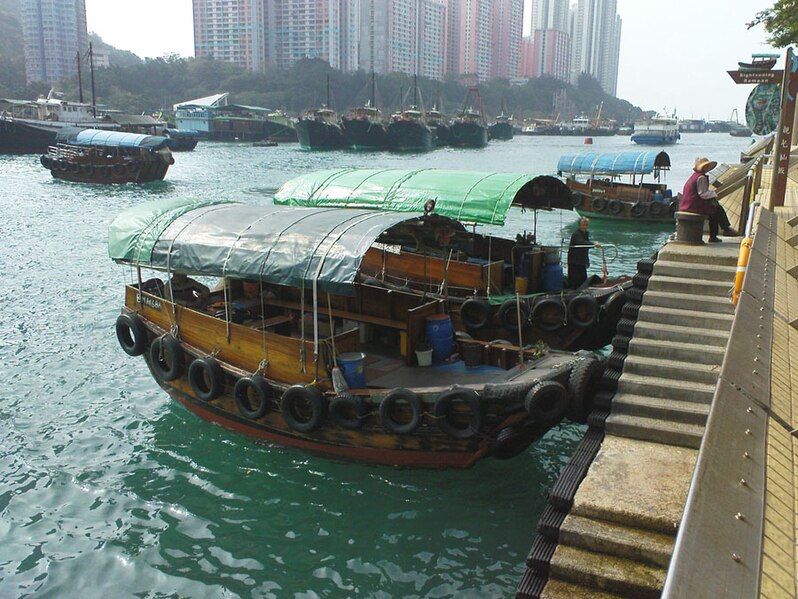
(272, 168, 574, 226)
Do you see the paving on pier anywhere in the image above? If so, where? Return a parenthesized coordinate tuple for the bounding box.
(518, 150, 798, 598)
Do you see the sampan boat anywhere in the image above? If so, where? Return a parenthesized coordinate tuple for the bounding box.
(274, 168, 632, 351)
(40, 128, 174, 184)
(558, 150, 677, 222)
(110, 200, 605, 469)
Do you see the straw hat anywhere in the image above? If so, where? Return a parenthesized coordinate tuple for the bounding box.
(694, 157, 717, 173)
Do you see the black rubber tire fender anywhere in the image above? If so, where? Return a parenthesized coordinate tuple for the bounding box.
(234, 375, 272, 420)
(127, 162, 138, 174)
(150, 334, 183, 381)
(40, 155, 49, 168)
(630, 202, 648, 217)
(188, 356, 224, 402)
(460, 298, 491, 330)
(113, 164, 126, 177)
(498, 298, 530, 333)
(591, 196, 607, 212)
(532, 297, 566, 332)
(329, 393, 367, 430)
(649, 201, 665, 217)
(433, 387, 483, 440)
(99, 165, 111, 179)
(607, 200, 624, 215)
(68, 162, 80, 174)
(57, 160, 68, 172)
(637, 258, 656, 274)
(570, 193, 583, 208)
(616, 318, 636, 336)
(80, 163, 93, 176)
(524, 380, 568, 426)
(379, 388, 422, 435)
(281, 385, 326, 433)
(491, 424, 537, 460)
(115, 312, 147, 356)
(567, 358, 606, 423)
(632, 273, 650, 289)
(567, 294, 598, 328)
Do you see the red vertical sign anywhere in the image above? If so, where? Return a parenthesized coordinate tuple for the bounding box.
(771, 48, 798, 207)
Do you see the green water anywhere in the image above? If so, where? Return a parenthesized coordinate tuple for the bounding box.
(0, 134, 748, 597)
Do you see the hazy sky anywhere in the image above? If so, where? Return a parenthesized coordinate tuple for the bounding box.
(85, 0, 780, 118)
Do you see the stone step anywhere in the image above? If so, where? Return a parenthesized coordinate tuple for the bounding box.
(623, 355, 721, 386)
(658, 246, 739, 267)
(548, 544, 666, 599)
(653, 260, 737, 283)
(605, 413, 705, 449)
(558, 514, 675, 569)
(629, 337, 726, 366)
(632, 321, 729, 347)
(617, 373, 716, 403)
(638, 305, 734, 330)
(611, 393, 711, 425)
(646, 275, 733, 299)
(642, 290, 735, 315)
(541, 578, 624, 598)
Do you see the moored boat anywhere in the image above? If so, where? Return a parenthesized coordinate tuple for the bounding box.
(40, 128, 173, 184)
(164, 128, 199, 151)
(342, 73, 390, 151)
(450, 88, 488, 148)
(557, 150, 676, 222)
(488, 114, 514, 141)
(387, 109, 434, 152)
(631, 114, 680, 145)
(110, 199, 604, 468)
(296, 75, 346, 150)
(274, 168, 633, 351)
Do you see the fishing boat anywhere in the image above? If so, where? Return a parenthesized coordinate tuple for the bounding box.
(164, 128, 199, 151)
(342, 73, 390, 151)
(737, 53, 779, 72)
(631, 114, 680, 145)
(40, 128, 173, 184)
(450, 88, 489, 148)
(296, 75, 346, 150)
(558, 150, 676, 222)
(0, 91, 116, 154)
(728, 109, 753, 137)
(387, 76, 434, 152)
(427, 89, 451, 147)
(274, 168, 632, 352)
(488, 101, 514, 141)
(111, 198, 605, 468)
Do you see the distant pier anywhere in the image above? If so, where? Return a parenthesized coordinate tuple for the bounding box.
(518, 143, 798, 597)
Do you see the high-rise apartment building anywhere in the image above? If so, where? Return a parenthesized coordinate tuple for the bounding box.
(339, 0, 361, 71)
(569, 0, 622, 95)
(524, 0, 570, 82)
(21, 0, 88, 85)
(359, 0, 445, 80)
(271, 0, 342, 69)
(445, 0, 492, 81)
(193, 0, 267, 71)
(490, 0, 523, 79)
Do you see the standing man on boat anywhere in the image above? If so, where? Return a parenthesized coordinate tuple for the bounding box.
(568, 217, 599, 288)
(680, 157, 738, 242)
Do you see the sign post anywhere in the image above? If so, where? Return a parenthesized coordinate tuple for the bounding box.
(770, 48, 798, 208)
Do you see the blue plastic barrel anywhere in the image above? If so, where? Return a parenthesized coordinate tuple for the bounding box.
(542, 263, 564, 292)
(426, 314, 454, 363)
(337, 352, 366, 388)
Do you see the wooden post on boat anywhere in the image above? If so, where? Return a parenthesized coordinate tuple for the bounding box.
(76, 51, 84, 104)
(89, 42, 97, 117)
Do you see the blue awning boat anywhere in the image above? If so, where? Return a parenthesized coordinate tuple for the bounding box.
(557, 151, 671, 177)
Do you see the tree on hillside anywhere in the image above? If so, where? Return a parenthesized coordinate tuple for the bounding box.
(749, 0, 798, 47)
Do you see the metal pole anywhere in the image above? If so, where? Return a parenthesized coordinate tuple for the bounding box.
(89, 42, 96, 117)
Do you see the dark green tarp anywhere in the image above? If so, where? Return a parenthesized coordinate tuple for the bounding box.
(273, 168, 573, 225)
(109, 198, 463, 296)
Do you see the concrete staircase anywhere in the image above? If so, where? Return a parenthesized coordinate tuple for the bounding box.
(605, 243, 738, 449)
(539, 240, 739, 599)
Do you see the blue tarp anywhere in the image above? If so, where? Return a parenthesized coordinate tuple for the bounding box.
(59, 128, 170, 150)
(557, 151, 670, 176)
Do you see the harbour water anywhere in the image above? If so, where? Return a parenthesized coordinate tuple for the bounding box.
(0, 133, 749, 597)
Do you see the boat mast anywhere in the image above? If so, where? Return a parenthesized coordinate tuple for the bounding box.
(413, 74, 419, 108)
(75, 51, 84, 104)
(371, 72, 376, 109)
(326, 73, 331, 109)
(89, 42, 96, 117)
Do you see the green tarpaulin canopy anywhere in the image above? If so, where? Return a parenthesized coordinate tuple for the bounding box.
(273, 168, 574, 226)
(108, 198, 464, 296)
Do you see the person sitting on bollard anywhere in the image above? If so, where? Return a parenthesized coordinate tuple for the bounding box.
(568, 217, 600, 288)
(680, 157, 738, 242)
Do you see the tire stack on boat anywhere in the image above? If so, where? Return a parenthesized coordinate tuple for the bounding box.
(516, 256, 655, 598)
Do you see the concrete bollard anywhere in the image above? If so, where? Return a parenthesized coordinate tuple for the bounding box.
(675, 212, 706, 245)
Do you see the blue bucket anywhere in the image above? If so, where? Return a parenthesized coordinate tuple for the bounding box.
(542, 263, 564, 292)
(337, 352, 366, 388)
(426, 314, 454, 363)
